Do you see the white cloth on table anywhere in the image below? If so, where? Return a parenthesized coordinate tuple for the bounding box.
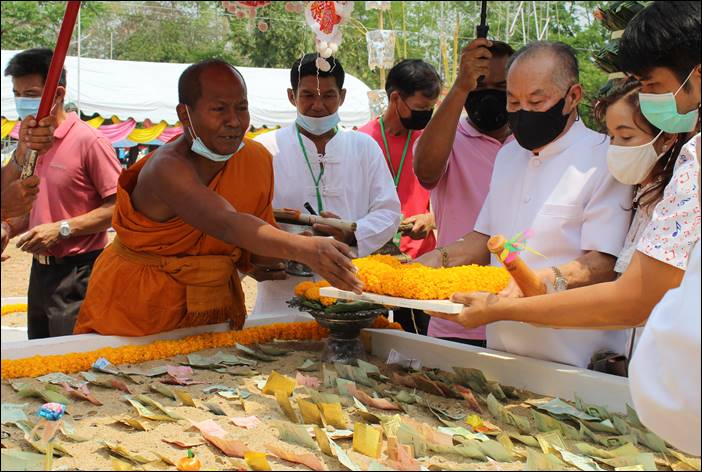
(251, 125, 401, 317)
(474, 119, 634, 368)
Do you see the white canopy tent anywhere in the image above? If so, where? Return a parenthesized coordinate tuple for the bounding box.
(1, 50, 372, 127)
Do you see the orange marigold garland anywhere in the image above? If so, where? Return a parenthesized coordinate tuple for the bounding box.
(1, 303, 28, 316)
(1, 317, 401, 380)
(353, 255, 510, 299)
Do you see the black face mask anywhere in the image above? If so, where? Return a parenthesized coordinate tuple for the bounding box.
(398, 99, 433, 130)
(465, 89, 508, 132)
(507, 91, 572, 151)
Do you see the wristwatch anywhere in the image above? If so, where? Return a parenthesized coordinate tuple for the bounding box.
(59, 220, 72, 239)
(551, 266, 568, 292)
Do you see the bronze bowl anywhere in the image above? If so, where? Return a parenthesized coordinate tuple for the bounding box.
(287, 297, 387, 364)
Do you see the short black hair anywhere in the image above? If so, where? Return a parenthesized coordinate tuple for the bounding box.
(488, 40, 515, 59)
(290, 53, 345, 92)
(618, 1, 701, 83)
(385, 59, 441, 99)
(178, 59, 244, 106)
(507, 41, 579, 91)
(4, 48, 67, 87)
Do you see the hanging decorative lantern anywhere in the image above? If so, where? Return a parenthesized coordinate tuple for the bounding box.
(367, 89, 388, 118)
(366, 29, 395, 70)
(304, 1, 355, 67)
(365, 1, 390, 11)
(285, 1, 305, 14)
(223, 1, 272, 30)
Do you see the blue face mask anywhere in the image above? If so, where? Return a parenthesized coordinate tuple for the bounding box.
(185, 106, 243, 162)
(639, 68, 700, 133)
(15, 97, 41, 120)
(295, 111, 340, 135)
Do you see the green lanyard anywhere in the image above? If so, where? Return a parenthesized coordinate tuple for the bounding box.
(379, 116, 411, 189)
(295, 125, 326, 213)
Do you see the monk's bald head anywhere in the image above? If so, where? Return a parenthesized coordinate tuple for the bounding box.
(178, 59, 246, 107)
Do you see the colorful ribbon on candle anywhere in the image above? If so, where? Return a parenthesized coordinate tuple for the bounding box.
(499, 229, 546, 263)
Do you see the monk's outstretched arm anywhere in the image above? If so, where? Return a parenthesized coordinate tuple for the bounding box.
(145, 157, 363, 293)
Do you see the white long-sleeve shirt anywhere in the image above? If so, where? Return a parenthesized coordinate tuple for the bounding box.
(474, 119, 634, 368)
(251, 125, 401, 317)
(628, 135, 701, 457)
(629, 241, 701, 456)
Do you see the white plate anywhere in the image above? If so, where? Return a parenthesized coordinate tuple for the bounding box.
(319, 287, 463, 314)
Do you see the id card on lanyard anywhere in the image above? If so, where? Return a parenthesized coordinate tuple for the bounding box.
(379, 116, 411, 247)
(296, 125, 326, 214)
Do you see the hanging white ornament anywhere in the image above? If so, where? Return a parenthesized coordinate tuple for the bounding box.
(365, 1, 391, 11)
(366, 30, 396, 70)
(367, 89, 388, 118)
(316, 56, 332, 72)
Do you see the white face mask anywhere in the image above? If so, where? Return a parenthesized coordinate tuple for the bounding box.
(295, 111, 340, 136)
(185, 106, 244, 162)
(606, 131, 667, 185)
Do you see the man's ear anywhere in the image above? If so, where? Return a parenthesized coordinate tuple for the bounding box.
(54, 86, 66, 105)
(176, 103, 192, 138)
(339, 88, 347, 107)
(287, 88, 297, 108)
(567, 84, 583, 112)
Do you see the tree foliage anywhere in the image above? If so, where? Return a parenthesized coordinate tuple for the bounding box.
(1, 1, 611, 126)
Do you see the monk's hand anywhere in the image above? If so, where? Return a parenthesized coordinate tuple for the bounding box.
(312, 211, 357, 246)
(248, 255, 288, 282)
(16, 221, 61, 255)
(401, 212, 435, 240)
(426, 291, 501, 329)
(302, 236, 363, 294)
(1, 175, 40, 220)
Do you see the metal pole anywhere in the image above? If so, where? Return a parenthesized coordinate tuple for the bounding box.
(77, 7, 81, 115)
(379, 10, 385, 90)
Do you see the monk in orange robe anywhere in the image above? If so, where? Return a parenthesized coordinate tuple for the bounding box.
(74, 59, 362, 336)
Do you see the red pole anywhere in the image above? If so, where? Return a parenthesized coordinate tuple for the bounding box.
(21, 1, 81, 178)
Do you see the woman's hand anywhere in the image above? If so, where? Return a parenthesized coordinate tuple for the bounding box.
(427, 291, 507, 329)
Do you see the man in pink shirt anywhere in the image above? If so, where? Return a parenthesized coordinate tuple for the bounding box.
(3, 48, 121, 339)
(414, 39, 514, 347)
(359, 59, 441, 335)
(358, 59, 441, 259)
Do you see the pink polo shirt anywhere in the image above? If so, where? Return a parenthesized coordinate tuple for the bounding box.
(29, 112, 121, 258)
(422, 118, 508, 340)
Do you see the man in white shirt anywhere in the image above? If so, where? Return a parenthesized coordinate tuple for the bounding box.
(419, 41, 633, 367)
(252, 54, 401, 317)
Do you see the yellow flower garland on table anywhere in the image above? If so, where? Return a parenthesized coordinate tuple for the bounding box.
(1, 303, 27, 316)
(0, 317, 402, 380)
(353, 255, 510, 299)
